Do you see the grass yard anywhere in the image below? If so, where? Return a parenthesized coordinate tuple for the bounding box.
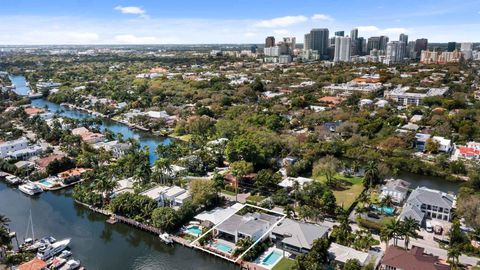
(272, 257, 296, 270)
(221, 189, 236, 196)
(315, 173, 364, 210)
(246, 194, 265, 204)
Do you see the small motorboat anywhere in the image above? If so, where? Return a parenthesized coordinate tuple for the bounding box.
(59, 259, 81, 270)
(49, 257, 67, 269)
(159, 233, 173, 244)
(5, 175, 23, 185)
(59, 250, 72, 259)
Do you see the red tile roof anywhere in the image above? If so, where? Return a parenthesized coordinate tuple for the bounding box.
(458, 146, 480, 157)
(18, 258, 48, 270)
(381, 246, 450, 270)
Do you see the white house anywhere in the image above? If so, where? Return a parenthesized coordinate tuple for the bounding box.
(140, 185, 190, 207)
(0, 137, 29, 158)
(399, 187, 456, 224)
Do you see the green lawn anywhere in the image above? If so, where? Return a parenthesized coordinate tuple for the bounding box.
(315, 173, 364, 210)
(246, 194, 265, 203)
(221, 189, 236, 196)
(272, 257, 295, 270)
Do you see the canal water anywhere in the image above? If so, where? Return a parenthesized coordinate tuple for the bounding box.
(0, 182, 237, 270)
(9, 75, 169, 164)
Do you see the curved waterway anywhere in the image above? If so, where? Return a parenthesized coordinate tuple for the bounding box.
(9, 75, 169, 164)
(0, 182, 238, 270)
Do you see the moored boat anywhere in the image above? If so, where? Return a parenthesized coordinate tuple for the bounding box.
(159, 233, 173, 244)
(37, 238, 71, 261)
(19, 182, 43, 196)
(59, 259, 81, 270)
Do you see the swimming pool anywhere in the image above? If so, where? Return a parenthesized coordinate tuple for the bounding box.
(212, 243, 233, 254)
(262, 250, 282, 266)
(38, 179, 55, 188)
(185, 226, 202, 237)
(372, 205, 395, 215)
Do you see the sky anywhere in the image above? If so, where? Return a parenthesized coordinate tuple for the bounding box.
(0, 0, 479, 45)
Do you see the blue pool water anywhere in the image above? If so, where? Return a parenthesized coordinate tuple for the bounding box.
(372, 205, 395, 215)
(212, 243, 233, 254)
(262, 251, 282, 266)
(39, 179, 55, 188)
(186, 226, 202, 237)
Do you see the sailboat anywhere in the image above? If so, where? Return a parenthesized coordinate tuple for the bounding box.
(20, 210, 56, 251)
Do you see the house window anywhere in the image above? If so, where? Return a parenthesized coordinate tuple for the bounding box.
(439, 207, 443, 212)
(432, 213, 437, 219)
(432, 206, 438, 211)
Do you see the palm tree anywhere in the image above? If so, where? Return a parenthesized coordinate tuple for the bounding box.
(364, 161, 380, 188)
(95, 176, 119, 204)
(292, 180, 301, 207)
(402, 217, 420, 250)
(153, 158, 172, 185)
(447, 245, 461, 270)
(382, 219, 401, 246)
(0, 214, 9, 227)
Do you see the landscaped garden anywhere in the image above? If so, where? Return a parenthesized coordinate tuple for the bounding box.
(315, 173, 364, 210)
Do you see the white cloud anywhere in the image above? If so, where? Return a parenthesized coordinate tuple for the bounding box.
(114, 6, 146, 15)
(381, 27, 408, 35)
(254, 15, 308, 28)
(244, 32, 257, 37)
(356, 26, 408, 37)
(356, 25, 380, 32)
(273, 29, 289, 35)
(311, 14, 333, 21)
(114, 34, 158, 44)
(65, 32, 99, 43)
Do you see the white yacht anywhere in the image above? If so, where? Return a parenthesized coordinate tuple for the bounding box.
(37, 238, 71, 261)
(19, 182, 43, 196)
(59, 259, 81, 270)
(5, 175, 23, 185)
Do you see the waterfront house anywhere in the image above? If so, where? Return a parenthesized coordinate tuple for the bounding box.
(271, 218, 329, 255)
(72, 127, 106, 144)
(453, 141, 480, 160)
(57, 168, 91, 185)
(214, 213, 278, 243)
(380, 246, 450, 270)
(328, 243, 371, 266)
(0, 137, 28, 158)
(415, 134, 452, 153)
(92, 140, 130, 158)
(111, 177, 135, 197)
(18, 258, 48, 270)
(379, 179, 411, 204)
(140, 185, 190, 207)
(34, 154, 66, 172)
(399, 187, 456, 224)
(194, 203, 244, 226)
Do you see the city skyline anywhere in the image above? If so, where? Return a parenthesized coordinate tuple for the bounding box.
(0, 0, 480, 44)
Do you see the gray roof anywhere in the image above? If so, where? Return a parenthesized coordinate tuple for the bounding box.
(216, 214, 244, 235)
(399, 203, 425, 223)
(238, 219, 269, 236)
(382, 179, 410, 194)
(407, 187, 455, 209)
(272, 219, 329, 250)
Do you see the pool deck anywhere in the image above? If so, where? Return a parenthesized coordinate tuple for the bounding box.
(254, 247, 287, 270)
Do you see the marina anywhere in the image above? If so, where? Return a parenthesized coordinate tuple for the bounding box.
(0, 181, 238, 270)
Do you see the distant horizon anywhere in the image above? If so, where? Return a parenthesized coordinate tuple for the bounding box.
(1, 0, 480, 44)
(1, 41, 479, 47)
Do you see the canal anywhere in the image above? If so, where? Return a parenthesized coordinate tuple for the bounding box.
(9, 75, 169, 164)
(0, 182, 238, 270)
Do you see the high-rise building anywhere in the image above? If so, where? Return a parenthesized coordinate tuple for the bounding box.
(265, 36, 275, 48)
(461, 42, 473, 60)
(447, 42, 457, 52)
(399, 34, 408, 45)
(407, 41, 416, 59)
(304, 33, 311, 51)
(367, 37, 381, 53)
(283, 37, 296, 55)
(379, 36, 389, 51)
(415, 38, 428, 59)
(309, 28, 329, 59)
(335, 31, 344, 37)
(385, 41, 406, 65)
(350, 28, 358, 40)
(333, 36, 351, 62)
